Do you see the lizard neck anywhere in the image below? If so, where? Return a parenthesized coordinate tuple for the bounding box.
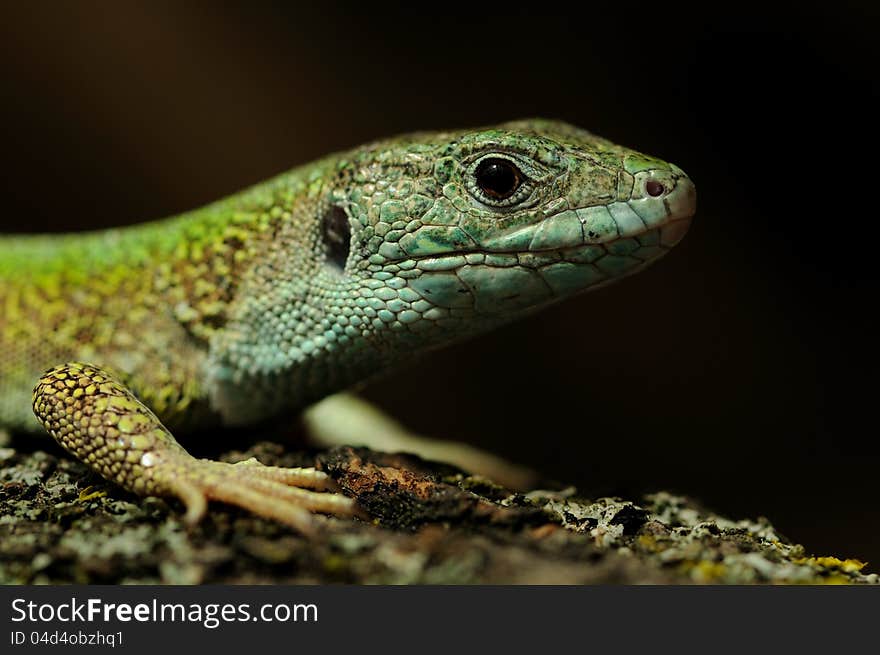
(0, 172, 306, 431)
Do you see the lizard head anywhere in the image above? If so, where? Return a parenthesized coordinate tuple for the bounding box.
(323, 118, 695, 339)
(210, 119, 695, 418)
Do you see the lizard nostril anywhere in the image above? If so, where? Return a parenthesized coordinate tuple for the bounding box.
(645, 180, 665, 197)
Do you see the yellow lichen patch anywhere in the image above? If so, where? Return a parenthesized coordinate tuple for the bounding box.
(820, 575, 855, 585)
(78, 486, 108, 502)
(677, 558, 727, 583)
(692, 560, 727, 582)
(636, 534, 662, 552)
(793, 556, 867, 573)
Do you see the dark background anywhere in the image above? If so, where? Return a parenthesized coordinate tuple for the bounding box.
(2, 3, 877, 567)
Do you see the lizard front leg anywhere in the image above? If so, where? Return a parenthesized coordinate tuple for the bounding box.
(31, 362, 360, 535)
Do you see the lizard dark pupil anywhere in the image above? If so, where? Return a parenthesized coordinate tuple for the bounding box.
(321, 205, 351, 270)
(475, 158, 522, 200)
(646, 180, 665, 197)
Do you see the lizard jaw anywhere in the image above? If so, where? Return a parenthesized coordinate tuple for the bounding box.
(402, 220, 690, 317)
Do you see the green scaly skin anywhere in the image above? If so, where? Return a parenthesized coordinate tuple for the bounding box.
(1, 119, 696, 530)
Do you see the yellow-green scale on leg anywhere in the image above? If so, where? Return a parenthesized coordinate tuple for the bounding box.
(32, 362, 359, 533)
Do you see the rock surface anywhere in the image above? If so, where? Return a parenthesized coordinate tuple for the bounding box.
(0, 440, 875, 584)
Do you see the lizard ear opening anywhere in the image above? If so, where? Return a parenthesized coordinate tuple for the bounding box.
(321, 205, 351, 271)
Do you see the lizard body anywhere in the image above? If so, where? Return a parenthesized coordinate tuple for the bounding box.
(1, 119, 696, 530)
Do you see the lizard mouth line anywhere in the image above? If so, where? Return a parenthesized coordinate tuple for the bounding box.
(396, 215, 693, 265)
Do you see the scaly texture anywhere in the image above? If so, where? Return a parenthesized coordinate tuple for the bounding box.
(31, 362, 358, 533)
(1, 119, 696, 527)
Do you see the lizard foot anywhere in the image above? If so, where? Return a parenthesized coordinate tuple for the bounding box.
(31, 362, 361, 535)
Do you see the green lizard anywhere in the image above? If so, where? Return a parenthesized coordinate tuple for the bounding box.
(1, 119, 695, 533)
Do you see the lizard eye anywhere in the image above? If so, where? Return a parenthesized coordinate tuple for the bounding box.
(474, 157, 522, 200)
(467, 154, 536, 208)
(645, 180, 666, 197)
(321, 205, 351, 270)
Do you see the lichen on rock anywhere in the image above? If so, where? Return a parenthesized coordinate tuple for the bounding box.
(0, 441, 875, 584)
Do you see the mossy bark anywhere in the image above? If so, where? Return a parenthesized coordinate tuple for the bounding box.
(0, 439, 875, 584)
